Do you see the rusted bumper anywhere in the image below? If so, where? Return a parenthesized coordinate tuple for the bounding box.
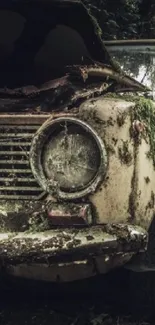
(0, 224, 148, 282)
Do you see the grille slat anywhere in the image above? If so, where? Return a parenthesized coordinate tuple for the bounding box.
(0, 178, 36, 182)
(0, 116, 49, 200)
(0, 133, 33, 138)
(0, 195, 43, 200)
(0, 151, 29, 156)
(0, 186, 42, 191)
(1, 169, 32, 174)
(0, 126, 38, 130)
(0, 142, 31, 146)
(0, 160, 29, 165)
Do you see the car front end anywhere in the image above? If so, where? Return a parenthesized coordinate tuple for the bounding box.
(0, 97, 149, 282)
(0, 1, 153, 282)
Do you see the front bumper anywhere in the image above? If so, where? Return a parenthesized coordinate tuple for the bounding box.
(0, 224, 147, 282)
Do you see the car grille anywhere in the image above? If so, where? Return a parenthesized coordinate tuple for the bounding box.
(0, 115, 50, 200)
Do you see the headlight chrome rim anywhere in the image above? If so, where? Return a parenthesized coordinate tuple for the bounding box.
(30, 116, 107, 200)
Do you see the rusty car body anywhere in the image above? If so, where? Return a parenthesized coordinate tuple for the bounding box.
(0, 0, 154, 282)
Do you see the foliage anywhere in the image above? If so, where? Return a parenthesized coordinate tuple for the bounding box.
(82, 0, 154, 39)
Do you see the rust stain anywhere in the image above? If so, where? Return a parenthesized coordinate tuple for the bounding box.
(47, 203, 92, 226)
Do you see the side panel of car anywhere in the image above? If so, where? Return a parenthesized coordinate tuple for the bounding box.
(78, 97, 155, 230)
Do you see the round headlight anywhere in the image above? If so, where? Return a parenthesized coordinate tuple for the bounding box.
(30, 116, 107, 200)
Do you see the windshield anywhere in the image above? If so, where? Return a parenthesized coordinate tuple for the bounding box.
(106, 43, 155, 98)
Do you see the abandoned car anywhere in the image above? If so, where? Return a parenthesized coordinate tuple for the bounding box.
(0, 0, 154, 282)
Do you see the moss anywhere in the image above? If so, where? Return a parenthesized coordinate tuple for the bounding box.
(104, 93, 138, 101)
(105, 93, 144, 103)
(27, 213, 50, 233)
(118, 140, 133, 165)
(87, 7, 102, 38)
(132, 98, 155, 168)
(105, 94, 155, 168)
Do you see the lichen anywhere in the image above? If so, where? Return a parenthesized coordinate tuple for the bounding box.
(146, 191, 155, 211)
(144, 176, 150, 184)
(77, 106, 106, 136)
(118, 140, 133, 165)
(107, 116, 114, 126)
(106, 144, 115, 155)
(117, 111, 127, 127)
(128, 139, 139, 221)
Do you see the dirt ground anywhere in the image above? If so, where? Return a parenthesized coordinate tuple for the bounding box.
(0, 269, 154, 325)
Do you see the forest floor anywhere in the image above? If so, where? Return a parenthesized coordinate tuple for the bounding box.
(0, 269, 154, 325)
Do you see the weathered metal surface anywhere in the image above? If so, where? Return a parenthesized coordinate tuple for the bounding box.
(0, 76, 69, 98)
(67, 64, 148, 91)
(0, 97, 154, 231)
(0, 224, 147, 266)
(78, 98, 135, 225)
(125, 216, 155, 272)
(5, 253, 133, 282)
(0, 200, 48, 232)
(77, 97, 155, 230)
(0, 62, 147, 100)
(47, 203, 92, 225)
(0, 114, 51, 124)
